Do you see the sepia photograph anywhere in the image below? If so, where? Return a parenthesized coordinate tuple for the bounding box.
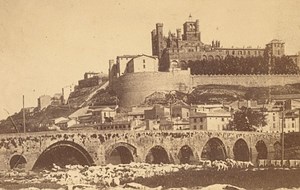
(1, 0, 300, 189)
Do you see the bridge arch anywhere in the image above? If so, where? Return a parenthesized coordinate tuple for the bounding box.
(215, 55, 221, 61)
(201, 137, 227, 161)
(105, 142, 136, 164)
(32, 140, 94, 170)
(10, 154, 27, 169)
(208, 55, 214, 61)
(178, 145, 196, 164)
(145, 145, 170, 164)
(255, 140, 268, 160)
(233, 138, 250, 161)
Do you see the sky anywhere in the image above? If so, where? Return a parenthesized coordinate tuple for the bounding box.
(0, 0, 300, 120)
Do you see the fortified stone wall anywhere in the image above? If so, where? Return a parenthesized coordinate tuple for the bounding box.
(113, 71, 300, 107)
(191, 74, 300, 87)
(113, 70, 191, 107)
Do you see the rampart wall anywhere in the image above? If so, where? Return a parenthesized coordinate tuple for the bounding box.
(191, 74, 300, 87)
(113, 70, 191, 107)
(113, 71, 300, 107)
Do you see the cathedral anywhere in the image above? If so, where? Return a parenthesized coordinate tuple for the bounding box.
(151, 16, 298, 71)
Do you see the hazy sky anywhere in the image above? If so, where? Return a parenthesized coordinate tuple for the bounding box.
(0, 0, 300, 119)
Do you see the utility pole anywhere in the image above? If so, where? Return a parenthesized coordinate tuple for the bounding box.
(23, 95, 26, 133)
(281, 101, 285, 167)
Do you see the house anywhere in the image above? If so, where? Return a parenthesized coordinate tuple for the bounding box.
(125, 54, 158, 73)
(279, 110, 300, 133)
(95, 121, 131, 130)
(128, 106, 152, 120)
(78, 72, 107, 89)
(51, 93, 63, 106)
(144, 105, 170, 120)
(189, 109, 232, 131)
(171, 105, 190, 119)
(51, 117, 69, 125)
(56, 118, 77, 129)
(91, 107, 116, 123)
(173, 118, 190, 130)
(115, 55, 137, 77)
(78, 113, 93, 124)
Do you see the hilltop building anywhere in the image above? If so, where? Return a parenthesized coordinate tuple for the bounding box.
(151, 16, 300, 71)
(78, 72, 107, 89)
(125, 55, 158, 73)
(109, 54, 158, 84)
(37, 95, 52, 111)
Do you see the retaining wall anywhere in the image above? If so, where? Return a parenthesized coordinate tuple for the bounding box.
(113, 71, 300, 107)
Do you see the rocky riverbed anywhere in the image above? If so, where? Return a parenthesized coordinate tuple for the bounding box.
(1, 161, 300, 190)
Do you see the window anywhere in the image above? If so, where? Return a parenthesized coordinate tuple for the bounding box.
(292, 118, 295, 121)
(292, 123, 295, 128)
(143, 64, 146, 69)
(232, 51, 235, 55)
(200, 118, 203, 122)
(143, 59, 145, 63)
(273, 123, 276, 128)
(273, 117, 275, 121)
(194, 118, 197, 122)
(194, 125, 197, 130)
(200, 125, 203, 129)
(222, 118, 224, 121)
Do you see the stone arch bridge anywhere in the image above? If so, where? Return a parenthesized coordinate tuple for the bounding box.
(0, 129, 281, 170)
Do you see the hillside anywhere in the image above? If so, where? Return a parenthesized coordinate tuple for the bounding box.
(0, 105, 77, 134)
(141, 83, 300, 106)
(2, 80, 300, 134)
(0, 81, 116, 133)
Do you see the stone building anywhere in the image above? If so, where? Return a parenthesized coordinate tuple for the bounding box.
(78, 72, 106, 89)
(151, 16, 300, 71)
(189, 109, 232, 131)
(125, 55, 158, 73)
(37, 95, 52, 111)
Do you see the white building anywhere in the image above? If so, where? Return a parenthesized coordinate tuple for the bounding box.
(189, 109, 231, 131)
(116, 55, 137, 77)
(126, 54, 158, 73)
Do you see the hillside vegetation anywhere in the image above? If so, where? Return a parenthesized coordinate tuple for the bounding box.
(0, 105, 77, 134)
(142, 83, 300, 106)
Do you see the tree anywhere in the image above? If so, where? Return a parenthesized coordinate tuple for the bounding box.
(229, 106, 267, 131)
